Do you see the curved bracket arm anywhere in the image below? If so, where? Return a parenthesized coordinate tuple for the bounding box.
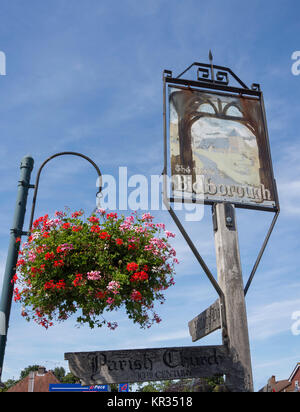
(244, 208, 280, 296)
(28, 152, 102, 231)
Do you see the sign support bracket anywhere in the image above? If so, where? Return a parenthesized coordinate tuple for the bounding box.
(244, 207, 280, 296)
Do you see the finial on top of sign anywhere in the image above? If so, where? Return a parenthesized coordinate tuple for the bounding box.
(209, 50, 215, 82)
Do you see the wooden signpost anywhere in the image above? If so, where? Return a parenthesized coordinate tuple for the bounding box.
(188, 203, 254, 391)
(212, 202, 254, 391)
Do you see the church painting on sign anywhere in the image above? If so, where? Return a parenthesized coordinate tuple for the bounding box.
(169, 86, 276, 209)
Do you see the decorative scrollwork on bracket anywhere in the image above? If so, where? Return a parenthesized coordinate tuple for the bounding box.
(197, 66, 230, 85)
(197, 67, 210, 81)
(163, 69, 173, 79)
(164, 53, 262, 92)
(216, 71, 229, 85)
(167, 52, 253, 90)
(251, 83, 261, 91)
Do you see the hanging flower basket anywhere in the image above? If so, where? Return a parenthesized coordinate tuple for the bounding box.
(13, 209, 178, 330)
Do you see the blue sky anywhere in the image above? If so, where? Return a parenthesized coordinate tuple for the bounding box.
(0, 0, 300, 391)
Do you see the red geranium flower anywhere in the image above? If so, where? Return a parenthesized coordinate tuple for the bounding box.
(95, 290, 106, 299)
(11, 273, 18, 284)
(130, 271, 148, 282)
(88, 216, 100, 224)
(72, 225, 83, 232)
(99, 231, 110, 240)
(91, 225, 101, 233)
(16, 259, 25, 267)
(131, 290, 142, 302)
(13, 288, 21, 302)
(53, 260, 64, 267)
(44, 252, 55, 260)
(71, 211, 83, 218)
(73, 273, 83, 287)
(107, 212, 118, 219)
(127, 262, 139, 272)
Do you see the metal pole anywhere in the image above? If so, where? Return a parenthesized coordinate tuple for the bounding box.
(0, 155, 34, 382)
(213, 203, 253, 392)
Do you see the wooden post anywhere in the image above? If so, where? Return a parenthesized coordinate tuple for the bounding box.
(213, 203, 254, 392)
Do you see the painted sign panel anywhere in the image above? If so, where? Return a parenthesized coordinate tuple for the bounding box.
(65, 345, 234, 385)
(188, 300, 221, 342)
(169, 86, 277, 210)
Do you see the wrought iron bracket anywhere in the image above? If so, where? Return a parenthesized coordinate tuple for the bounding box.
(10, 228, 30, 237)
(163, 51, 263, 98)
(28, 152, 102, 232)
(212, 203, 236, 231)
(224, 203, 236, 230)
(212, 203, 279, 295)
(18, 180, 35, 189)
(212, 205, 218, 232)
(244, 208, 280, 296)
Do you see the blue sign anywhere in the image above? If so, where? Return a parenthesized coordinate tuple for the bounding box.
(118, 383, 129, 392)
(49, 384, 110, 392)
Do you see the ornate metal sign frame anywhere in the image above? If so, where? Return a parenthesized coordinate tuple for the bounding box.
(162, 57, 280, 297)
(163, 60, 279, 213)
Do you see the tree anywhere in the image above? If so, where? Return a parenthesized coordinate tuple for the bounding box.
(61, 372, 80, 384)
(0, 379, 19, 392)
(135, 380, 175, 392)
(53, 367, 66, 382)
(52, 367, 78, 384)
(134, 377, 226, 392)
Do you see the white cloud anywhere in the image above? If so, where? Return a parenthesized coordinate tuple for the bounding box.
(277, 180, 300, 215)
(248, 298, 300, 340)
